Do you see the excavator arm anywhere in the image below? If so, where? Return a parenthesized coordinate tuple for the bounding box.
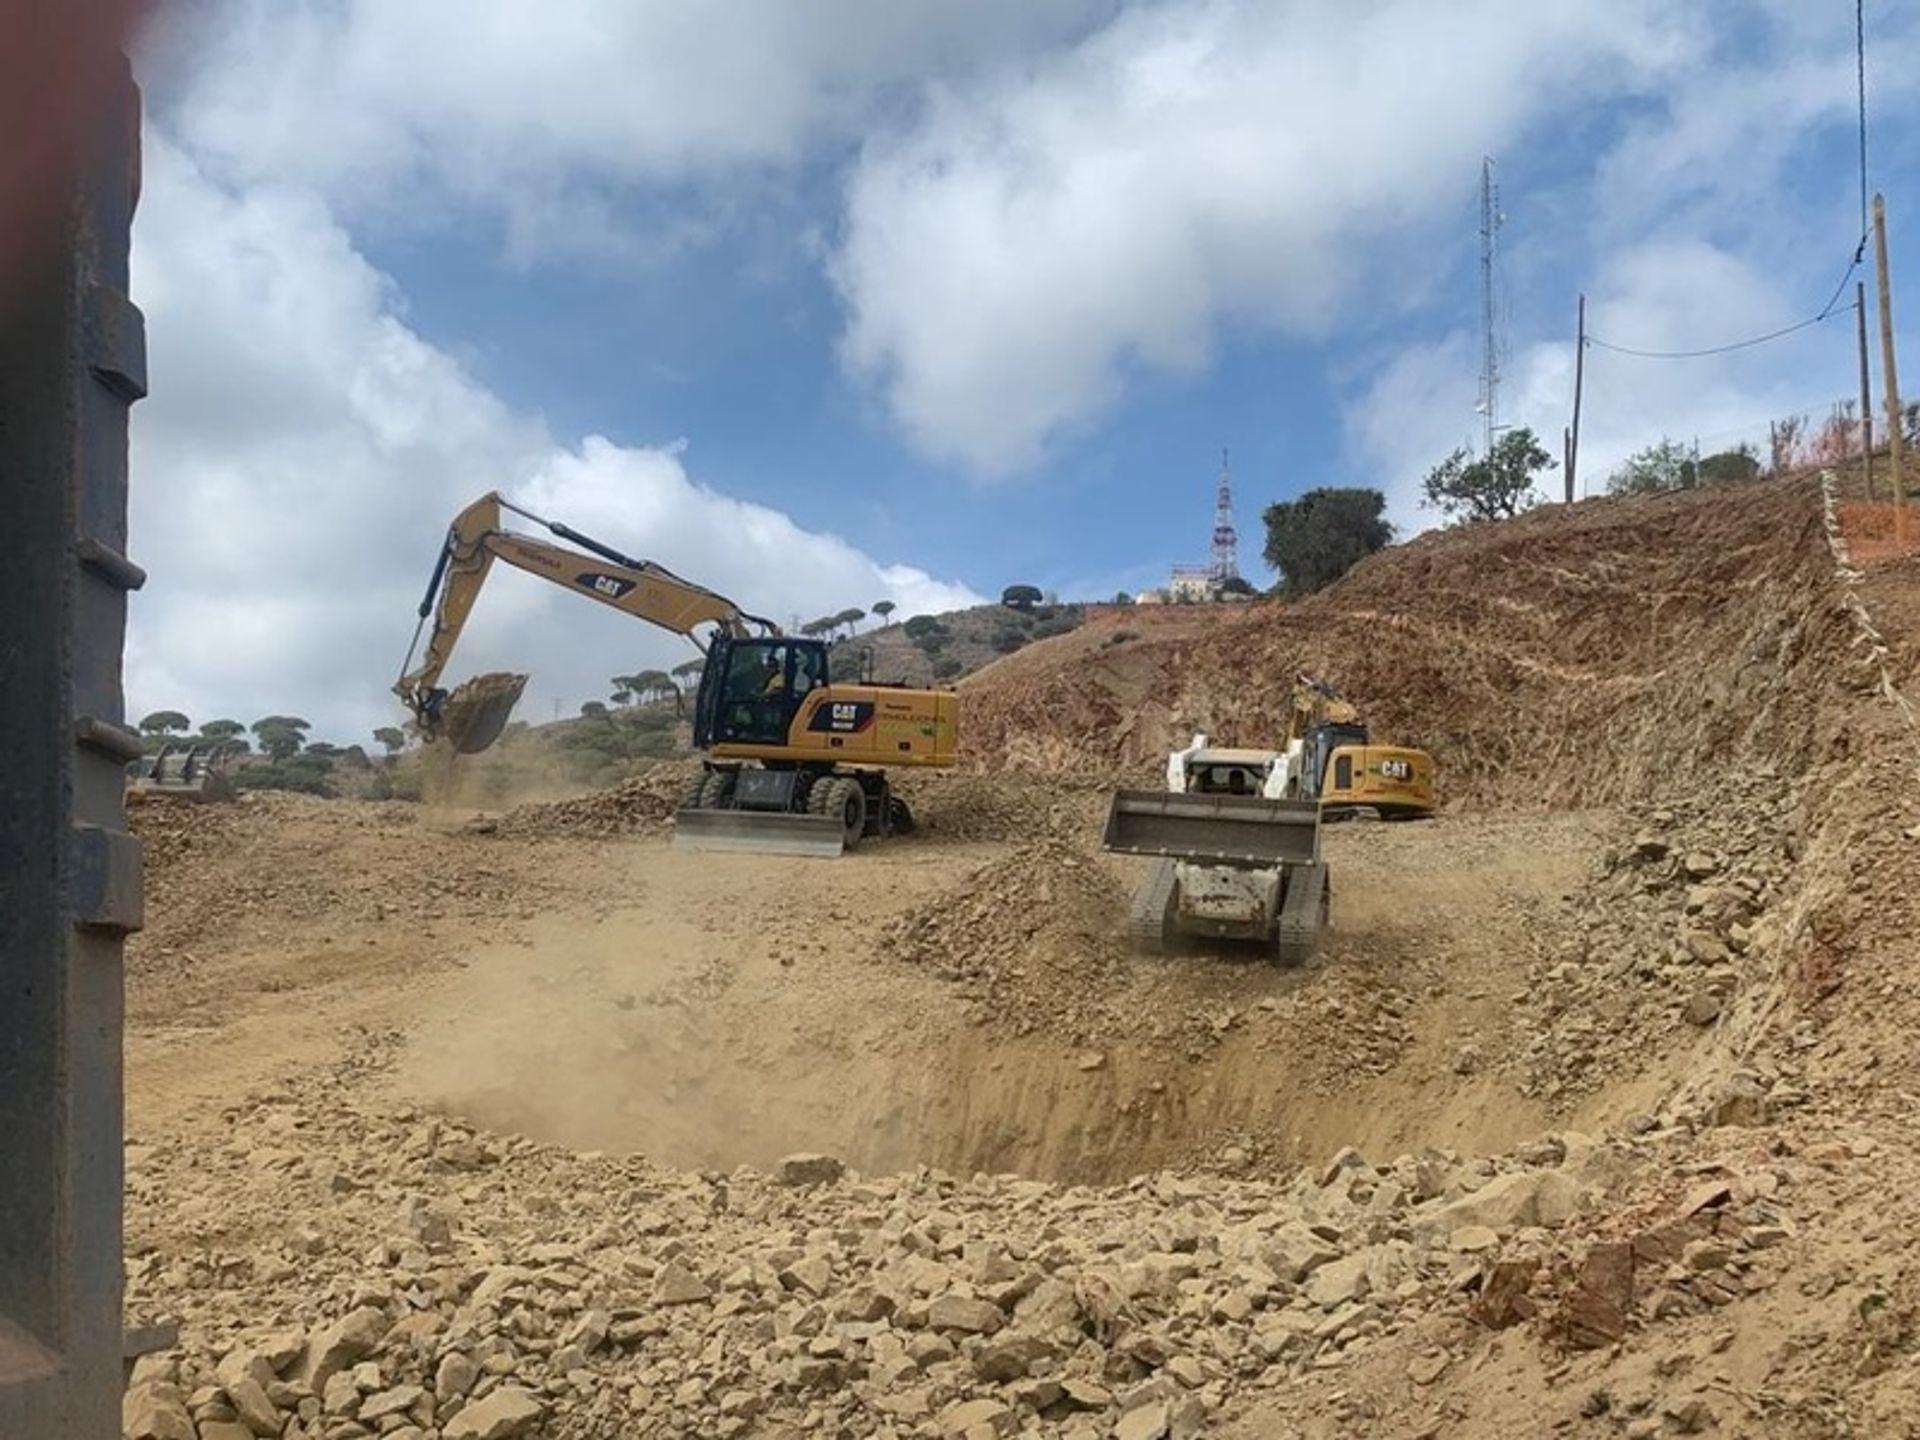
(395, 491, 777, 749)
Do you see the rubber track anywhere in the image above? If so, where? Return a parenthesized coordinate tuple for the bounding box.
(1129, 858, 1179, 955)
(1276, 861, 1329, 965)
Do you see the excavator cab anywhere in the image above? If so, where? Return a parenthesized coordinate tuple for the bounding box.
(1301, 721, 1435, 819)
(693, 636, 831, 750)
(1298, 722, 1370, 800)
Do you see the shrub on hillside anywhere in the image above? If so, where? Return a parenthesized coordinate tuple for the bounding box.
(1421, 428, 1554, 522)
(1262, 487, 1392, 597)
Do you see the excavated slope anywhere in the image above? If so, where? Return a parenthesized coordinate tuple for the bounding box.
(961, 476, 1841, 809)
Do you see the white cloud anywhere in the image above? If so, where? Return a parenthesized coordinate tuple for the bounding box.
(830, 0, 1698, 475)
(151, 0, 1104, 261)
(127, 135, 980, 743)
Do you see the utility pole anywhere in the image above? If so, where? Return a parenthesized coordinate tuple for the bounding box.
(1874, 193, 1906, 540)
(1565, 293, 1585, 502)
(1857, 280, 1876, 500)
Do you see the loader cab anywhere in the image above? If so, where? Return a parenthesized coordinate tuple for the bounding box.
(693, 635, 830, 749)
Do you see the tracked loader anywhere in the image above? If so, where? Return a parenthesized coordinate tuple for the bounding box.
(1103, 736, 1330, 964)
(395, 492, 958, 857)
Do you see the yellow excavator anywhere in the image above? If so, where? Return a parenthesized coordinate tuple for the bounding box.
(1284, 674, 1435, 819)
(394, 492, 959, 856)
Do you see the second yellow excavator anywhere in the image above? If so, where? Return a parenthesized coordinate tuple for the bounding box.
(394, 492, 958, 856)
(1284, 674, 1435, 819)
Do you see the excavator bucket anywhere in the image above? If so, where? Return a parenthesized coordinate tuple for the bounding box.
(671, 807, 849, 858)
(437, 672, 528, 755)
(1102, 790, 1321, 866)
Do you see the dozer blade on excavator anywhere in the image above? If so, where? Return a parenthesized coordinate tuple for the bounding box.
(671, 807, 849, 858)
(127, 747, 236, 804)
(1101, 790, 1321, 866)
(437, 672, 528, 755)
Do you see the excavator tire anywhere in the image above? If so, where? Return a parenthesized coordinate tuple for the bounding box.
(812, 777, 866, 851)
(1274, 861, 1330, 967)
(1128, 858, 1180, 956)
(679, 769, 710, 809)
(887, 795, 915, 835)
(698, 770, 737, 810)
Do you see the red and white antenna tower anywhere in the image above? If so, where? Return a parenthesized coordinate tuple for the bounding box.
(1209, 447, 1239, 584)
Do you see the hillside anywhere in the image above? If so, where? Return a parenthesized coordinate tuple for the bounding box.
(829, 600, 1088, 687)
(959, 475, 1843, 809)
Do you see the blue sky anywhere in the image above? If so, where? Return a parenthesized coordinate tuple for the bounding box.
(125, 0, 1920, 739)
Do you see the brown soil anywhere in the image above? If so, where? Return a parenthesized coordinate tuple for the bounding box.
(120, 475, 1920, 1440)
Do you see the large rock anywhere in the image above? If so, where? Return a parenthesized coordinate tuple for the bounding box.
(1117, 1401, 1172, 1440)
(226, 1375, 281, 1437)
(1419, 1170, 1582, 1237)
(779, 1254, 833, 1298)
(775, 1152, 845, 1186)
(653, 1262, 711, 1304)
(258, 1328, 307, 1373)
(124, 1382, 196, 1440)
(361, 1384, 427, 1421)
(1306, 1253, 1371, 1309)
(215, 1350, 275, 1395)
(299, 1305, 387, 1388)
(939, 1396, 1014, 1436)
(971, 1330, 1055, 1382)
(321, 1372, 361, 1417)
(444, 1386, 545, 1440)
(927, 1293, 1004, 1334)
(1262, 1225, 1341, 1282)
(435, 1351, 479, 1401)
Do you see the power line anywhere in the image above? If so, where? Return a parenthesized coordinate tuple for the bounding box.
(1585, 244, 1866, 360)
(1858, 0, 1870, 244)
(1584, 9, 1875, 365)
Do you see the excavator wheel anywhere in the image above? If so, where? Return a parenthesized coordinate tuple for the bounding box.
(808, 776, 867, 852)
(1128, 858, 1180, 956)
(886, 795, 916, 835)
(698, 770, 737, 810)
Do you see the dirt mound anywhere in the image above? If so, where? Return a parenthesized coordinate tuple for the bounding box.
(891, 769, 1107, 842)
(486, 763, 695, 838)
(128, 789, 255, 880)
(1514, 767, 1797, 1110)
(962, 477, 1840, 811)
(879, 837, 1132, 1031)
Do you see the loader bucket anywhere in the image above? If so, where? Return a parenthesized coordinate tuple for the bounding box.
(1102, 789, 1321, 867)
(671, 806, 848, 858)
(438, 672, 528, 755)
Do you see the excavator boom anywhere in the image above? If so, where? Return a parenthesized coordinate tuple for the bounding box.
(395, 492, 775, 751)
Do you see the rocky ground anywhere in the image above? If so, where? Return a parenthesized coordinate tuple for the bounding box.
(120, 476, 1920, 1439)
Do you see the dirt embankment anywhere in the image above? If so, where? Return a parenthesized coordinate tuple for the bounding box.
(961, 477, 1842, 811)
